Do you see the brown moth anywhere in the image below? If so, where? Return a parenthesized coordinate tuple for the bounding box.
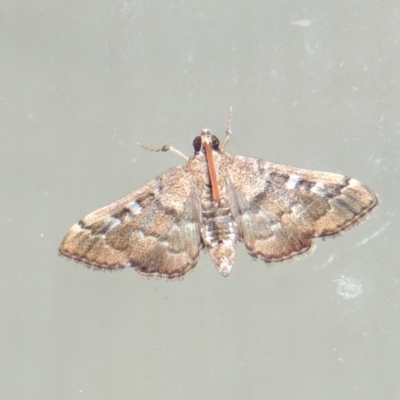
(59, 111, 378, 278)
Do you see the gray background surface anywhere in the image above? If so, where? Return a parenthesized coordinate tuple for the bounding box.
(1, 1, 397, 399)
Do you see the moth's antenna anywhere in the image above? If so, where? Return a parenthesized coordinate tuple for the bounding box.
(221, 107, 232, 150)
(137, 143, 188, 161)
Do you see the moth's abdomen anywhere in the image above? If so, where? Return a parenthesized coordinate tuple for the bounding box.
(202, 207, 235, 242)
(201, 204, 238, 277)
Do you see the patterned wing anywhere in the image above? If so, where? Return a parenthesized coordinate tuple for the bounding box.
(59, 166, 203, 278)
(228, 156, 378, 263)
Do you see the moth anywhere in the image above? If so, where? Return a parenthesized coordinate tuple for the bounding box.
(59, 113, 378, 278)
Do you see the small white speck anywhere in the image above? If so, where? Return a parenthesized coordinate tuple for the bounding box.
(335, 275, 363, 299)
(291, 19, 311, 27)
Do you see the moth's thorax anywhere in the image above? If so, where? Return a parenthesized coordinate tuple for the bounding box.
(187, 146, 232, 201)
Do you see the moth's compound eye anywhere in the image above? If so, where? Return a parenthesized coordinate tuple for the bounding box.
(192, 136, 202, 152)
(211, 136, 220, 150)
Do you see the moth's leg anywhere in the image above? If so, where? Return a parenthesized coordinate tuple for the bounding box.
(221, 107, 233, 150)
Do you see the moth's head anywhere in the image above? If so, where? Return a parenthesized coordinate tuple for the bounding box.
(192, 129, 220, 153)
